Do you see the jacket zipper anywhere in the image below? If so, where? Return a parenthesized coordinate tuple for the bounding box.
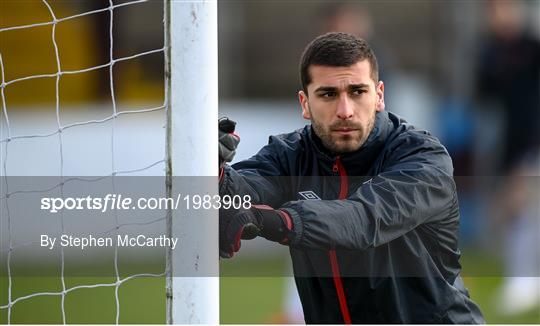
(333, 156, 349, 199)
(329, 156, 352, 324)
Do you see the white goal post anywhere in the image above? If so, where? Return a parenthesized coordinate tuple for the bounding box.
(167, 0, 219, 324)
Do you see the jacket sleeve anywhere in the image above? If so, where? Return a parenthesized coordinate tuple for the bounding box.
(281, 132, 457, 250)
(220, 135, 293, 208)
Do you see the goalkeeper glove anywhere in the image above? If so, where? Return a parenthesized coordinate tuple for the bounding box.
(220, 205, 294, 258)
(218, 117, 240, 168)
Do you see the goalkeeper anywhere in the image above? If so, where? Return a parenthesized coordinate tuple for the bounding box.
(218, 32, 484, 324)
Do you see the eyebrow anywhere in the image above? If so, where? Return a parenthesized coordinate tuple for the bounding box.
(314, 84, 370, 93)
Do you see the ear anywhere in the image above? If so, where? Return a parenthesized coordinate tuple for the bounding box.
(375, 81, 385, 112)
(299, 90, 311, 120)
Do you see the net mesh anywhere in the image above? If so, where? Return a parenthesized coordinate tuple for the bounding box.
(0, 0, 169, 323)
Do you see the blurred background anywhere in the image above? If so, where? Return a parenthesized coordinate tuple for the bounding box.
(1, 0, 539, 323)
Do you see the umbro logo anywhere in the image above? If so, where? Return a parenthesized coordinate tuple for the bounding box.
(298, 190, 321, 200)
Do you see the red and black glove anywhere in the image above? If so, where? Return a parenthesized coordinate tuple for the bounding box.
(219, 205, 294, 258)
(218, 117, 240, 167)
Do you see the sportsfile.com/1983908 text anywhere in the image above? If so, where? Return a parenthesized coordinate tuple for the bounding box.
(40, 194, 252, 213)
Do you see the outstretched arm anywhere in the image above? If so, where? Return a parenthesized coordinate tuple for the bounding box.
(281, 132, 457, 250)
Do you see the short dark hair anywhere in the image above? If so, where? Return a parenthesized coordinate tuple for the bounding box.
(299, 32, 379, 93)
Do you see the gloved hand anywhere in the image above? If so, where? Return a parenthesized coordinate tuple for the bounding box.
(219, 205, 293, 258)
(219, 117, 240, 167)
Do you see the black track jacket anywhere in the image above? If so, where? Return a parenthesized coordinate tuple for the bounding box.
(220, 111, 485, 324)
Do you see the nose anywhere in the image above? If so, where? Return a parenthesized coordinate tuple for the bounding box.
(336, 94, 353, 120)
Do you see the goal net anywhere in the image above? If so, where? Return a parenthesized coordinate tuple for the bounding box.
(0, 0, 218, 323)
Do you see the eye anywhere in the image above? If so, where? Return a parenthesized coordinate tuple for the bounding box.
(351, 89, 366, 96)
(321, 91, 336, 98)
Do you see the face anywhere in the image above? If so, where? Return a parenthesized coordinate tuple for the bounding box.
(298, 60, 385, 154)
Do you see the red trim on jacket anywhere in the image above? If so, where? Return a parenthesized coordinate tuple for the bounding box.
(329, 156, 352, 324)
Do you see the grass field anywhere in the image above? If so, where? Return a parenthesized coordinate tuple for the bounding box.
(1, 251, 539, 324)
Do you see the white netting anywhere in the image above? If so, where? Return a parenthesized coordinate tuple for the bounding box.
(0, 0, 169, 323)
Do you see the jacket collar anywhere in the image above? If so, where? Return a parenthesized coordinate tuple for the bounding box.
(308, 111, 392, 175)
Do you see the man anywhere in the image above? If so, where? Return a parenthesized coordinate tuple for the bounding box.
(219, 32, 484, 324)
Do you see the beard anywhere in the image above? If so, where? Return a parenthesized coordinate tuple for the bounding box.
(310, 108, 376, 154)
